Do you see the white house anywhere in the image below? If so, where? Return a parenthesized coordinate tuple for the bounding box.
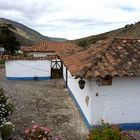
(2, 38, 140, 130)
(60, 38, 140, 130)
(1, 40, 80, 80)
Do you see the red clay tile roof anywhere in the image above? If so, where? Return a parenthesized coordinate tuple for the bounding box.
(0, 55, 59, 61)
(21, 40, 80, 54)
(60, 38, 140, 79)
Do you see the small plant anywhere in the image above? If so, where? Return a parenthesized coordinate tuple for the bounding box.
(25, 125, 52, 140)
(0, 60, 5, 69)
(0, 122, 15, 140)
(0, 88, 13, 139)
(0, 88, 13, 126)
(87, 121, 135, 140)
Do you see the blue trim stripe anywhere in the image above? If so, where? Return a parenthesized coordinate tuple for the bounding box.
(6, 76, 51, 80)
(118, 123, 140, 130)
(92, 123, 140, 131)
(67, 86, 91, 129)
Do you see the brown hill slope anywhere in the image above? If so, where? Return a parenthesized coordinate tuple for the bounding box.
(0, 18, 67, 46)
(73, 22, 140, 47)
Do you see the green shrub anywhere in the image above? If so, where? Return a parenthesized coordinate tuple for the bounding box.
(87, 122, 134, 140)
(0, 61, 5, 68)
(0, 61, 5, 65)
(0, 88, 13, 139)
(0, 88, 13, 125)
(0, 123, 14, 140)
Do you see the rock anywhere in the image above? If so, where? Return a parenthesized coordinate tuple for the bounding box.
(11, 134, 24, 140)
(31, 120, 35, 123)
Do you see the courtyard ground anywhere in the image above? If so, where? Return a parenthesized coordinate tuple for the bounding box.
(0, 69, 88, 140)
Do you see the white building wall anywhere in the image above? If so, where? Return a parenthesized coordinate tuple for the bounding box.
(63, 65, 92, 125)
(89, 77, 140, 125)
(27, 52, 55, 57)
(5, 60, 51, 80)
(63, 65, 140, 128)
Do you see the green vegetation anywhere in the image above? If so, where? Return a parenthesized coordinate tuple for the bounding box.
(74, 22, 140, 48)
(0, 123, 14, 140)
(0, 88, 13, 125)
(0, 88, 14, 139)
(0, 60, 5, 68)
(0, 23, 20, 55)
(87, 122, 135, 140)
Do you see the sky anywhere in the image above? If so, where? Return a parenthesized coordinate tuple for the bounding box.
(0, 0, 140, 39)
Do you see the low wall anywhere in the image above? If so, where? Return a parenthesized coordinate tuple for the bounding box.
(5, 60, 51, 80)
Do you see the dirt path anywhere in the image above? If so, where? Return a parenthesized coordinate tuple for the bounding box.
(0, 69, 88, 140)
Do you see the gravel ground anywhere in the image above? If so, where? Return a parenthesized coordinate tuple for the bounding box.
(125, 131, 140, 140)
(0, 69, 88, 140)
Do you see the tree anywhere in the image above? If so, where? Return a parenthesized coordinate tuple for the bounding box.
(0, 23, 20, 55)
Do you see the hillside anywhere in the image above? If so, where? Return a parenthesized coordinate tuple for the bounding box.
(73, 22, 140, 47)
(0, 18, 66, 46)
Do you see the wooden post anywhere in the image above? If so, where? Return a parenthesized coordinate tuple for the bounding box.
(50, 60, 52, 78)
(66, 67, 68, 88)
(61, 61, 63, 78)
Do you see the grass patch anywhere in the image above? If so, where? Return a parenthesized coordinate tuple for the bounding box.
(0, 60, 5, 68)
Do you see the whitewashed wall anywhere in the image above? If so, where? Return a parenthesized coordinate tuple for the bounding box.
(5, 60, 51, 80)
(88, 77, 140, 125)
(63, 65, 92, 126)
(63, 65, 140, 129)
(27, 52, 55, 57)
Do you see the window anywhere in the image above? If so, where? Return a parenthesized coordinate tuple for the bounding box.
(101, 75, 112, 86)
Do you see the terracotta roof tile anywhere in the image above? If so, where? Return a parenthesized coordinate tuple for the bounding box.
(60, 38, 140, 79)
(21, 40, 80, 54)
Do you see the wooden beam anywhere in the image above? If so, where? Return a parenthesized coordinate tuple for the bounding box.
(61, 61, 63, 78)
(66, 67, 68, 88)
(51, 60, 52, 78)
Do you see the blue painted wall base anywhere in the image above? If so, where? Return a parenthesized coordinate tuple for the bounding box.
(67, 87, 91, 129)
(118, 123, 140, 130)
(91, 123, 140, 131)
(6, 76, 51, 80)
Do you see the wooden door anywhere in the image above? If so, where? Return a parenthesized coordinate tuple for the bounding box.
(51, 60, 63, 79)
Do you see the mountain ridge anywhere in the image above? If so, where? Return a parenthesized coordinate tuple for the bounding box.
(0, 18, 67, 46)
(73, 22, 140, 47)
